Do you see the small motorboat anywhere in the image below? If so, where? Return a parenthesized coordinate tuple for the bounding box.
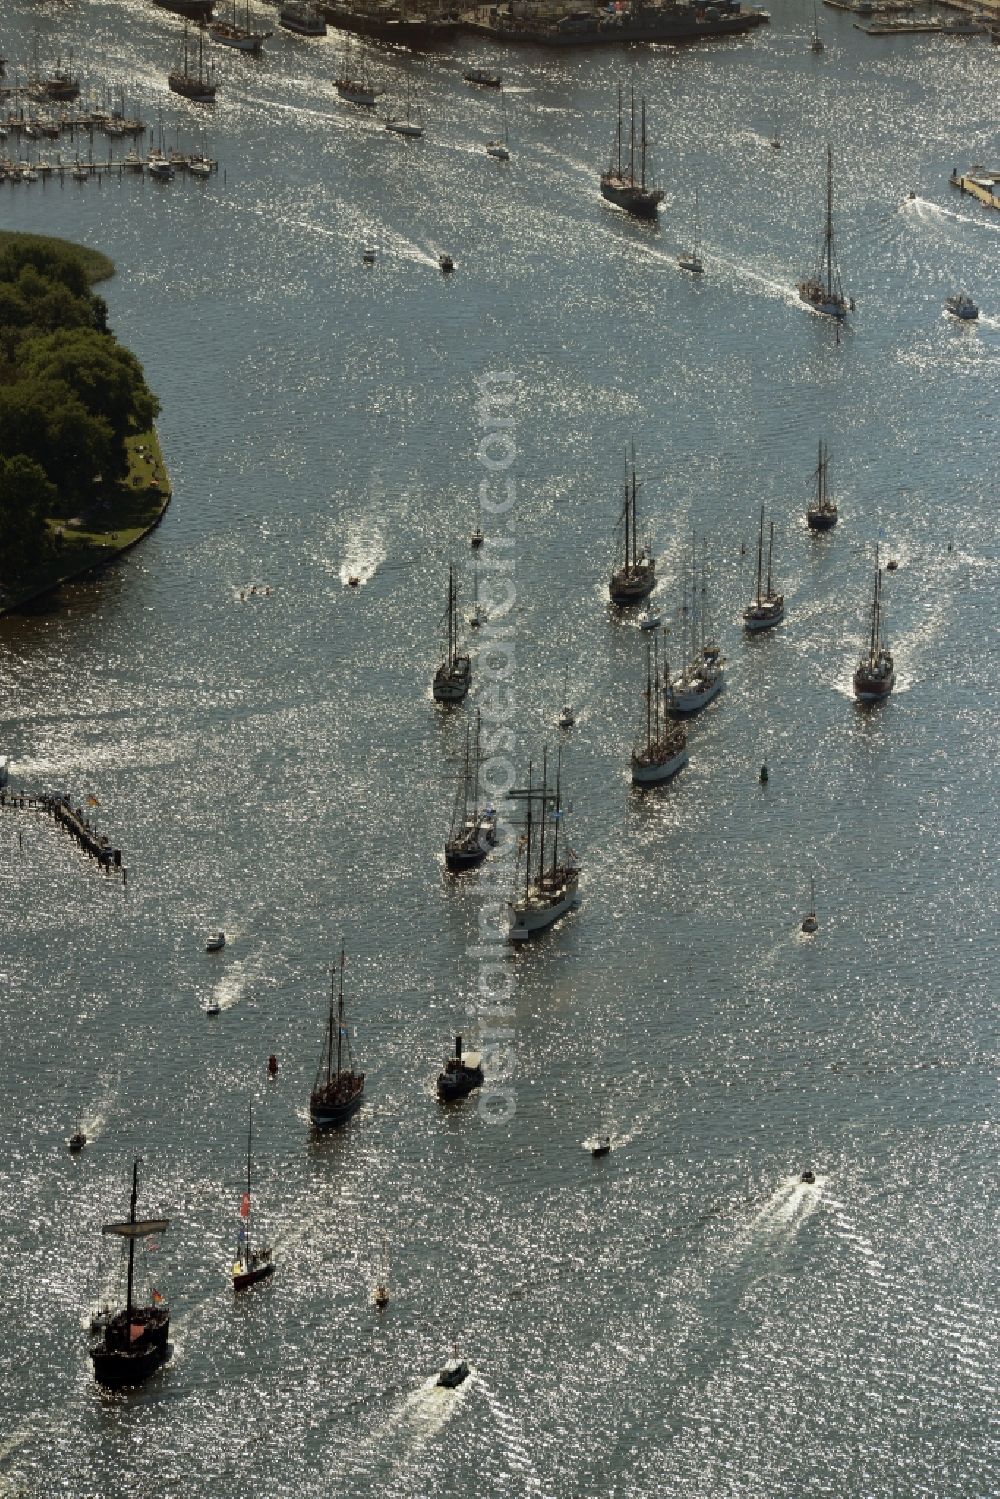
(638, 605, 660, 631)
(759, 763, 769, 784)
(558, 705, 575, 730)
(464, 68, 501, 87)
(908, 190, 916, 200)
(800, 1168, 816, 1185)
(362, 245, 376, 264)
(470, 528, 484, 548)
(486, 139, 510, 161)
(205, 1000, 222, 1016)
(800, 913, 818, 934)
(439, 254, 454, 273)
(68, 1128, 87, 1153)
(591, 1135, 611, 1158)
(206, 931, 225, 953)
(469, 603, 487, 630)
(437, 1355, 470, 1388)
(945, 292, 978, 321)
(885, 558, 898, 572)
(676, 250, 704, 275)
(267, 1054, 279, 1077)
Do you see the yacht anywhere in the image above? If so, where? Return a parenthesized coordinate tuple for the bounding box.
(853, 552, 894, 702)
(743, 508, 784, 632)
(632, 634, 688, 786)
(508, 749, 580, 941)
(797, 145, 849, 319)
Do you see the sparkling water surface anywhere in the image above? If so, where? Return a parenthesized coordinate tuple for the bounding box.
(0, 1, 997, 1495)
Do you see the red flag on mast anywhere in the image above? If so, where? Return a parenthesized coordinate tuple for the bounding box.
(240, 1193, 250, 1218)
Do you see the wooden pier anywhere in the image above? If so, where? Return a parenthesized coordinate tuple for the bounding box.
(1, 788, 126, 881)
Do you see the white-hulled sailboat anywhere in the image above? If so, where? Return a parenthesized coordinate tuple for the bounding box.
(743, 507, 784, 632)
(231, 1104, 275, 1291)
(667, 537, 725, 715)
(631, 633, 688, 786)
(797, 145, 849, 319)
(508, 748, 580, 941)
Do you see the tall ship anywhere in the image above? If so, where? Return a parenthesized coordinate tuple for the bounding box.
(445, 711, 497, 872)
(631, 633, 688, 786)
(667, 536, 725, 715)
(279, 1, 327, 35)
(168, 24, 218, 103)
(231, 1105, 275, 1291)
(806, 439, 837, 530)
(609, 454, 655, 604)
(743, 507, 784, 632)
(432, 565, 472, 702)
(797, 145, 849, 319)
(209, 0, 272, 52)
(335, 35, 382, 104)
(508, 748, 580, 941)
(600, 85, 663, 219)
(474, 1, 768, 47)
(90, 1161, 171, 1390)
(309, 945, 366, 1129)
(853, 552, 894, 703)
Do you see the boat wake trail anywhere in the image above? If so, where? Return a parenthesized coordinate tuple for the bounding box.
(474, 1378, 545, 1496)
(333, 514, 388, 586)
(906, 196, 1000, 238)
(721, 1175, 825, 1263)
(821, 1192, 885, 1280)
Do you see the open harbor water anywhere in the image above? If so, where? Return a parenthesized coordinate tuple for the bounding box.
(1, 1, 998, 1494)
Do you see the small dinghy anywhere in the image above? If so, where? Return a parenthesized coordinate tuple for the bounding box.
(591, 1134, 611, 1158)
(206, 931, 225, 953)
(439, 253, 454, 273)
(362, 245, 376, 264)
(205, 999, 222, 1017)
(800, 1168, 816, 1185)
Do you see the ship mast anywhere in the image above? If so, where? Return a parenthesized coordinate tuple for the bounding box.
(755, 507, 764, 606)
(538, 748, 547, 881)
(245, 1103, 253, 1260)
(125, 1160, 138, 1321)
(616, 83, 622, 178)
(766, 520, 775, 600)
(641, 97, 648, 191)
(825, 143, 834, 300)
(629, 83, 636, 187)
(336, 943, 345, 1080)
(630, 457, 638, 569)
(550, 746, 562, 875)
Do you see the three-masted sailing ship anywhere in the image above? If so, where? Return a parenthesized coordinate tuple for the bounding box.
(667, 537, 725, 715)
(609, 455, 655, 604)
(797, 145, 849, 319)
(209, 0, 272, 52)
(445, 711, 497, 871)
(853, 551, 894, 702)
(743, 507, 784, 632)
(90, 1160, 171, 1389)
(600, 85, 663, 219)
(508, 749, 580, 941)
(309, 945, 365, 1129)
(433, 565, 472, 702)
(168, 23, 218, 103)
(631, 633, 689, 786)
(231, 1104, 274, 1291)
(806, 439, 838, 530)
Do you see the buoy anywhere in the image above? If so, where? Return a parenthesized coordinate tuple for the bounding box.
(759, 764, 768, 784)
(267, 1054, 278, 1077)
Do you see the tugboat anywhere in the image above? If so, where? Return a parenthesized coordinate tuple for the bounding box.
(432, 565, 472, 702)
(806, 439, 837, 531)
(797, 145, 849, 319)
(309, 945, 365, 1129)
(231, 1105, 275, 1291)
(743, 508, 784, 633)
(508, 748, 580, 941)
(853, 552, 894, 703)
(437, 1034, 485, 1101)
(90, 1160, 171, 1389)
(609, 453, 655, 604)
(600, 85, 663, 219)
(631, 634, 688, 787)
(168, 23, 218, 103)
(437, 1352, 471, 1388)
(944, 292, 978, 321)
(444, 713, 497, 871)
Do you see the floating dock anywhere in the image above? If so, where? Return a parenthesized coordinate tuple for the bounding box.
(0, 789, 126, 880)
(950, 166, 1000, 209)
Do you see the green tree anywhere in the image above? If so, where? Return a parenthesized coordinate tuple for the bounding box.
(0, 454, 57, 593)
(21, 327, 159, 450)
(0, 379, 114, 506)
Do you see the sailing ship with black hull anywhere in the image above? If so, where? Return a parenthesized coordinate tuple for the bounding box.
(508, 748, 580, 941)
(437, 1034, 485, 1101)
(853, 551, 894, 702)
(168, 23, 218, 103)
(433, 565, 472, 702)
(309, 945, 365, 1129)
(335, 34, 381, 105)
(600, 85, 663, 219)
(609, 455, 655, 604)
(90, 1160, 171, 1390)
(445, 712, 497, 871)
(632, 633, 688, 786)
(743, 508, 784, 632)
(231, 1105, 274, 1291)
(806, 440, 837, 530)
(667, 536, 725, 714)
(209, 0, 272, 53)
(798, 145, 849, 319)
